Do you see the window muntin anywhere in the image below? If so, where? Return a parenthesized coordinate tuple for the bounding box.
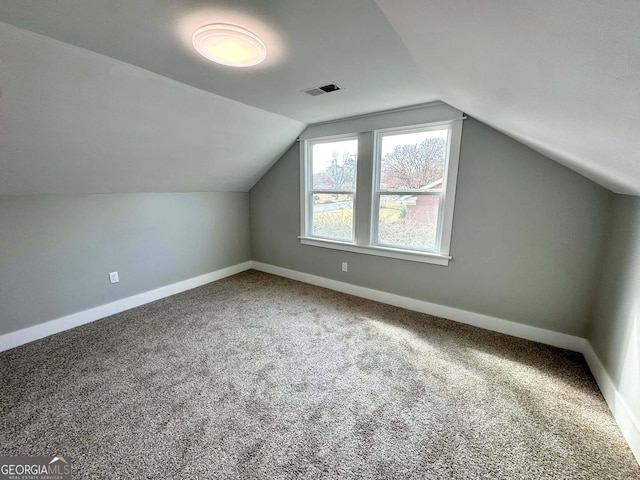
(373, 126, 450, 252)
(300, 109, 462, 266)
(307, 137, 358, 242)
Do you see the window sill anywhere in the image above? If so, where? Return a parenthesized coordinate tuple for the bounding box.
(298, 237, 451, 266)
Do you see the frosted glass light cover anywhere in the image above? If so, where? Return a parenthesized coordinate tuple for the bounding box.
(192, 24, 266, 67)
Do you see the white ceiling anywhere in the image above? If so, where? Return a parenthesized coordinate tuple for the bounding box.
(0, 23, 304, 194)
(1, 0, 639, 195)
(375, 0, 640, 195)
(0, 0, 436, 124)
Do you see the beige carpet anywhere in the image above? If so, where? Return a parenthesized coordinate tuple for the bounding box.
(1, 270, 638, 479)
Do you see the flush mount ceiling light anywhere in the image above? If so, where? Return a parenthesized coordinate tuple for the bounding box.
(192, 23, 267, 67)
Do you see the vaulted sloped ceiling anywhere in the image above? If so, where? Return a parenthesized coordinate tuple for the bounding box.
(375, 0, 640, 195)
(0, 23, 305, 194)
(1, 0, 639, 195)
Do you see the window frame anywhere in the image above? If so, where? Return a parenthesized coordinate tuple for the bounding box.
(371, 124, 452, 253)
(304, 135, 359, 242)
(299, 104, 464, 266)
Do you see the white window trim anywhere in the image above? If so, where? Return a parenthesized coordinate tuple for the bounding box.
(303, 135, 359, 242)
(299, 103, 464, 266)
(297, 237, 452, 265)
(371, 123, 454, 254)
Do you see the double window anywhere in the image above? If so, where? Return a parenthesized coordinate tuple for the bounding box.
(300, 104, 463, 265)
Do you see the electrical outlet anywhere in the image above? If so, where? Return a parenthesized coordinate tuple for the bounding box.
(341, 262, 348, 272)
(109, 271, 119, 284)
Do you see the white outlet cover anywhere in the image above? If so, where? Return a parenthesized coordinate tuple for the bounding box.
(109, 271, 119, 284)
(341, 262, 348, 272)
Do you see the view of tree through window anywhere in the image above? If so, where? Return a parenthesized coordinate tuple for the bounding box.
(380, 130, 447, 190)
(310, 139, 358, 241)
(301, 113, 462, 264)
(376, 129, 448, 250)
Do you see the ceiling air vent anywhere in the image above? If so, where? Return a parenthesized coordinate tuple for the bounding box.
(304, 83, 341, 96)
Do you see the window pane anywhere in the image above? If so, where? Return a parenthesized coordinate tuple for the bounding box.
(379, 129, 448, 190)
(312, 139, 358, 190)
(312, 193, 354, 241)
(377, 194, 439, 250)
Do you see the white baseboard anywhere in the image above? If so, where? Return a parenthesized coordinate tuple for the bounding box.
(251, 261, 585, 352)
(0, 261, 252, 352)
(251, 261, 640, 464)
(582, 342, 640, 464)
(2, 259, 638, 464)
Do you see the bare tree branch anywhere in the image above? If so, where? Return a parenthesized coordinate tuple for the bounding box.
(381, 137, 446, 189)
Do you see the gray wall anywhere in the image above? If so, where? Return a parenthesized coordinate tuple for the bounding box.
(0, 192, 250, 336)
(250, 118, 611, 337)
(590, 195, 640, 425)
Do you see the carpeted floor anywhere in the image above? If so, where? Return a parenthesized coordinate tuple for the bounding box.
(1, 270, 638, 479)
